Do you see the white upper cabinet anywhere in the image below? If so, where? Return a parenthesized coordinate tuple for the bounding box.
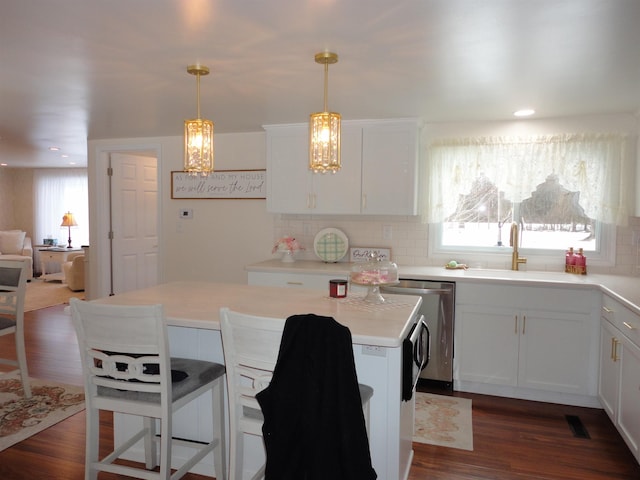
(265, 123, 361, 214)
(265, 119, 419, 215)
(361, 120, 418, 215)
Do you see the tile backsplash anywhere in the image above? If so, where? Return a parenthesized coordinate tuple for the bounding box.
(274, 214, 640, 276)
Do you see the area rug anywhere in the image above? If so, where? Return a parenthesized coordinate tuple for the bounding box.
(414, 392, 473, 451)
(0, 371, 85, 451)
(24, 278, 84, 312)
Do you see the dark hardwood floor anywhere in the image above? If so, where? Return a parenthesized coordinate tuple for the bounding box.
(1, 304, 639, 479)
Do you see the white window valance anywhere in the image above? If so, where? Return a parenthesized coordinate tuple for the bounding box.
(420, 133, 632, 226)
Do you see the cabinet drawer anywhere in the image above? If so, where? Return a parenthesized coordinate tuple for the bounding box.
(457, 283, 595, 313)
(248, 271, 346, 290)
(602, 295, 640, 346)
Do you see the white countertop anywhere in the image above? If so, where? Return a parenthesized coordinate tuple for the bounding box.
(92, 281, 422, 348)
(246, 260, 640, 315)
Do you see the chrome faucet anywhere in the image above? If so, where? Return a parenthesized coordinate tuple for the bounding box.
(509, 222, 527, 271)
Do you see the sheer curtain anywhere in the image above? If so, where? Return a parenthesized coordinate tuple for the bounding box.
(34, 168, 89, 248)
(420, 133, 632, 226)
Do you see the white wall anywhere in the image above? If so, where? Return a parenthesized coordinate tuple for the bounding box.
(88, 132, 274, 299)
(0, 168, 34, 235)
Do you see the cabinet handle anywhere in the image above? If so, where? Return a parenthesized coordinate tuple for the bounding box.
(623, 321, 637, 331)
(514, 315, 518, 334)
(362, 194, 367, 210)
(286, 281, 304, 286)
(602, 306, 613, 314)
(306, 194, 312, 209)
(612, 338, 620, 362)
(522, 315, 526, 335)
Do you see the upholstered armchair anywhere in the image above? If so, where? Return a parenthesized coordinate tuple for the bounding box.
(62, 252, 84, 291)
(0, 231, 33, 280)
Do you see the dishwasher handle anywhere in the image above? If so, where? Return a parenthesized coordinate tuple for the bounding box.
(381, 285, 452, 296)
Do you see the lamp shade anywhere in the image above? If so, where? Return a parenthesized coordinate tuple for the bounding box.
(184, 118, 214, 174)
(309, 111, 341, 173)
(184, 64, 214, 176)
(309, 51, 341, 174)
(61, 211, 78, 227)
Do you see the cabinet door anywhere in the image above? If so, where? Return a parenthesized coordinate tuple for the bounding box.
(455, 304, 519, 386)
(599, 319, 621, 421)
(361, 121, 418, 215)
(266, 125, 312, 213)
(311, 123, 362, 214)
(518, 309, 591, 394)
(618, 335, 640, 460)
(266, 124, 362, 214)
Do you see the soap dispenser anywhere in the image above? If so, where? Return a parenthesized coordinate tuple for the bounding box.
(576, 248, 587, 275)
(565, 247, 575, 273)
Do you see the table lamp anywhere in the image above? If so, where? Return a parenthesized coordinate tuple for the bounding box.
(60, 211, 78, 248)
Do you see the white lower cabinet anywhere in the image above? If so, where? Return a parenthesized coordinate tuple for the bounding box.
(456, 304, 519, 386)
(599, 294, 640, 462)
(518, 308, 593, 393)
(618, 334, 640, 461)
(598, 319, 621, 420)
(455, 283, 600, 405)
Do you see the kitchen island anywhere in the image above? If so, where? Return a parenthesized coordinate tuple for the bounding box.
(93, 281, 422, 479)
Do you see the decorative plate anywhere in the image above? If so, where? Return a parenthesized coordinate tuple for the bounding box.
(314, 228, 349, 263)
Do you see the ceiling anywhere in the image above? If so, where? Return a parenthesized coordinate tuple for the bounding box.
(2, 0, 640, 168)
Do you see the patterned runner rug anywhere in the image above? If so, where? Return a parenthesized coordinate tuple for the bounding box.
(0, 371, 85, 451)
(414, 392, 474, 451)
(24, 278, 84, 312)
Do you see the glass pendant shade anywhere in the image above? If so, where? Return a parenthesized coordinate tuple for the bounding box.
(309, 111, 341, 173)
(184, 118, 214, 175)
(309, 51, 341, 174)
(183, 64, 214, 176)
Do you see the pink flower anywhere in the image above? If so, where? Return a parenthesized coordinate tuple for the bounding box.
(272, 236, 305, 254)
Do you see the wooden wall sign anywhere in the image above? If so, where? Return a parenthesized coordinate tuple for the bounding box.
(349, 247, 392, 262)
(171, 169, 266, 199)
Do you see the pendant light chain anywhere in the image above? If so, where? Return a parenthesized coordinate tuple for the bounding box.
(323, 61, 329, 113)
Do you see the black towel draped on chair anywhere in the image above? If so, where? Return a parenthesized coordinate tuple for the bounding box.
(257, 313, 377, 480)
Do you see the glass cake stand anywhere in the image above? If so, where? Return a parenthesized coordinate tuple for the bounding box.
(351, 281, 399, 304)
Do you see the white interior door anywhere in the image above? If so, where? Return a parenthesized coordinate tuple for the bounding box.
(110, 153, 158, 294)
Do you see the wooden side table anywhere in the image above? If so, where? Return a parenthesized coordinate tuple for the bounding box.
(39, 248, 83, 282)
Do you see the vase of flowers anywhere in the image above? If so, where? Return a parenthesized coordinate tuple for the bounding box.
(272, 236, 304, 263)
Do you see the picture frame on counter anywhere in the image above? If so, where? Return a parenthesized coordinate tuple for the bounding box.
(171, 169, 266, 199)
(350, 247, 391, 262)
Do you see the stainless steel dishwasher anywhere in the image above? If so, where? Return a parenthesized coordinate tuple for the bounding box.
(382, 279, 455, 385)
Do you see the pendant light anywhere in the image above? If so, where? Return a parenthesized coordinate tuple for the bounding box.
(309, 52, 341, 174)
(184, 64, 214, 176)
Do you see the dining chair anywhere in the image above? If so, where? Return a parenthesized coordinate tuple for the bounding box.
(0, 259, 31, 398)
(70, 298, 227, 480)
(219, 307, 374, 480)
